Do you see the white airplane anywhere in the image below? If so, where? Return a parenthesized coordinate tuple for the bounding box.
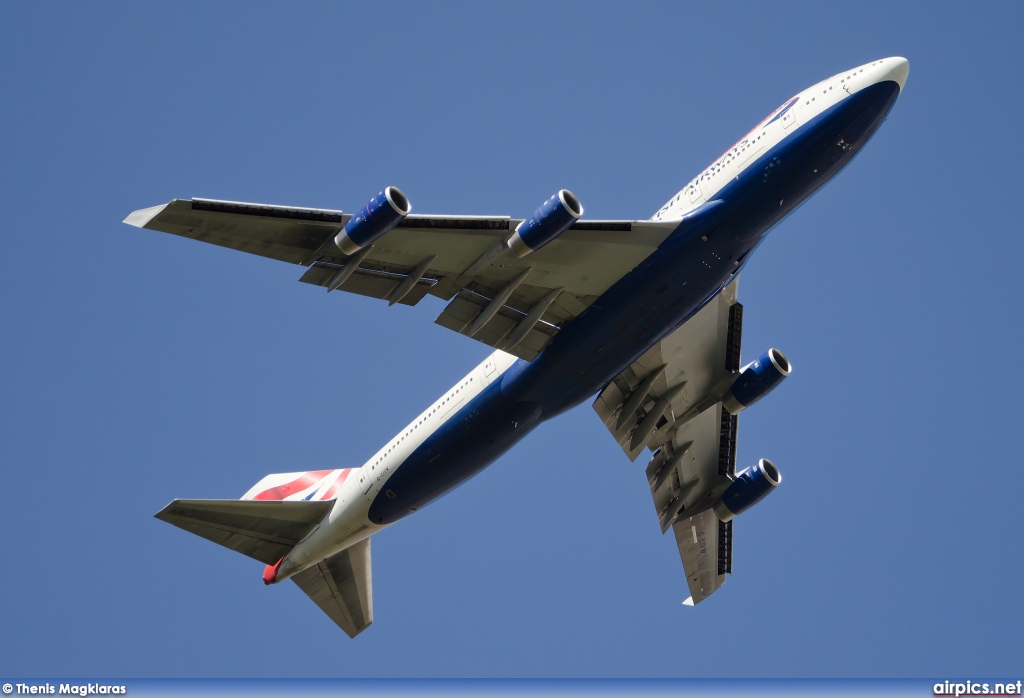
(127, 57, 909, 637)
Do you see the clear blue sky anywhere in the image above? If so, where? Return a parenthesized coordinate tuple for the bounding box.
(1, 0, 1020, 679)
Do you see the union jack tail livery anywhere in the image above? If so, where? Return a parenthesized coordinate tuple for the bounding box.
(242, 469, 356, 502)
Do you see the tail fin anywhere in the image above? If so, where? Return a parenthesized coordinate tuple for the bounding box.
(241, 469, 354, 502)
(156, 479, 374, 638)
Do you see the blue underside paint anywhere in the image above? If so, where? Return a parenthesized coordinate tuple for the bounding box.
(368, 80, 901, 526)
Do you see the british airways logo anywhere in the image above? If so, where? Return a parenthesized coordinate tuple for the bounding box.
(654, 92, 805, 220)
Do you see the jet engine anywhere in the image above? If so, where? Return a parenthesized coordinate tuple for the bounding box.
(713, 458, 781, 522)
(334, 186, 411, 255)
(507, 189, 583, 258)
(722, 348, 791, 414)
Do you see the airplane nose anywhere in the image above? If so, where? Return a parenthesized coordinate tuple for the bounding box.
(880, 56, 910, 90)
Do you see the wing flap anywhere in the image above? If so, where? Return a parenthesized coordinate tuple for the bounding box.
(154, 499, 332, 566)
(647, 403, 735, 532)
(291, 539, 373, 638)
(298, 262, 435, 306)
(433, 289, 557, 361)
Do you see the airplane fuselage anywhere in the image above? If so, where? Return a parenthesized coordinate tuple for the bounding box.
(270, 58, 908, 584)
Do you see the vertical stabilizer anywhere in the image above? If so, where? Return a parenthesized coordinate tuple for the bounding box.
(241, 469, 355, 502)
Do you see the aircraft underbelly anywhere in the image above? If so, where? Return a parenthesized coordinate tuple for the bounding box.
(367, 379, 543, 524)
(367, 80, 902, 528)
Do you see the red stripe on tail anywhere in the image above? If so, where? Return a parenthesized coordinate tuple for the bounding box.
(253, 470, 333, 501)
(318, 469, 352, 500)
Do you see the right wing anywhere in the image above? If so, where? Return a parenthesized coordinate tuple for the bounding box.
(125, 197, 693, 360)
(291, 539, 373, 639)
(593, 278, 744, 604)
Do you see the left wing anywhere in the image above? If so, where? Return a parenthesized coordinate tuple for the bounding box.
(125, 197, 686, 360)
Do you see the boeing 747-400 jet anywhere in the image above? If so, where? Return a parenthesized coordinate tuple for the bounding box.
(127, 57, 909, 637)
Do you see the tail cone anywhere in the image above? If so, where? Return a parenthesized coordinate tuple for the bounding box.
(263, 557, 284, 585)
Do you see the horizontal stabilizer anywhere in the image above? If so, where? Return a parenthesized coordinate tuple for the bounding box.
(155, 499, 333, 566)
(291, 538, 373, 638)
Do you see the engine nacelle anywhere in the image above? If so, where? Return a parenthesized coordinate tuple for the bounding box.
(334, 186, 411, 255)
(722, 348, 791, 414)
(713, 458, 781, 522)
(507, 189, 583, 258)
